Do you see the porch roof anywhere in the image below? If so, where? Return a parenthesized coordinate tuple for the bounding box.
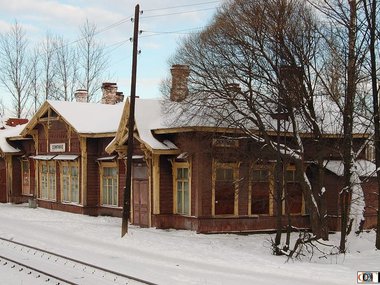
(53, 155, 79, 161)
(134, 99, 178, 151)
(324, 160, 377, 177)
(0, 124, 26, 154)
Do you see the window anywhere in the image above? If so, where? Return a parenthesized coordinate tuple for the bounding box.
(100, 163, 118, 207)
(173, 163, 190, 215)
(285, 168, 303, 214)
(213, 162, 238, 216)
(61, 162, 79, 203)
(365, 140, 375, 161)
(39, 161, 56, 200)
(21, 160, 31, 195)
(212, 138, 239, 148)
(251, 168, 271, 215)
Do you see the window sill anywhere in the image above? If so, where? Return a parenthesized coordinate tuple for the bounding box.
(173, 213, 195, 218)
(212, 214, 239, 218)
(100, 205, 122, 209)
(37, 198, 57, 202)
(61, 202, 82, 207)
(250, 214, 272, 217)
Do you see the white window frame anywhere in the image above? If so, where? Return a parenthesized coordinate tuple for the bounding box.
(39, 160, 56, 201)
(100, 162, 118, 207)
(60, 161, 80, 204)
(173, 162, 191, 216)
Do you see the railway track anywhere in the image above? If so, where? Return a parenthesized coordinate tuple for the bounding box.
(0, 236, 157, 285)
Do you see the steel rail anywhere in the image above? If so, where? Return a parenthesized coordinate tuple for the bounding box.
(0, 236, 157, 285)
(0, 254, 76, 285)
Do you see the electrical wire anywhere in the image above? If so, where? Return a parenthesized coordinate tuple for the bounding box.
(141, 27, 204, 37)
(141, 7, 217, 19)
(143, 1, 222, 12)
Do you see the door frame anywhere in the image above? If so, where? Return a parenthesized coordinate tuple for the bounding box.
(212, 161, 239, 216)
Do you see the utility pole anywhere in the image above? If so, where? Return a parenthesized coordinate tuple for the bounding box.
(122, 4, 140, 237)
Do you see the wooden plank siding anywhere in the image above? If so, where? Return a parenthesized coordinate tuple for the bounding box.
(151, 131, 378, 233)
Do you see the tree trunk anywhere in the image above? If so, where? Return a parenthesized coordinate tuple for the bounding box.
(340, 0, 357, 253)
(364, 0, 380, 250)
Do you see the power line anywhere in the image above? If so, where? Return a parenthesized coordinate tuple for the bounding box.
(140, 27, 204, 38)
(143, 1, 222, 12)
(141, 7, 217, 19)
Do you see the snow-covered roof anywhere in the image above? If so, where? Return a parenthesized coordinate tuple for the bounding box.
(134, 99, 178, 150)
(47, 100, 124, 134)
(324, 160, 376, 177)
(0, 124, 26, 154)
(161, 94, 370, 135)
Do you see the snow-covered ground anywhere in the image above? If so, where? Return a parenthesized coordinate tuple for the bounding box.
(0, 203, 378, 285)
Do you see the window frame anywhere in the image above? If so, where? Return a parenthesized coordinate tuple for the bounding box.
(249, 164, 274, 216)
(99, 162, 119, 207)
(172, 162, 191, 216)
(283, 166, 305, 215)
(39, 160, 56, 201)
(21, 159, 31, 196)
(60, 161, 80, 204)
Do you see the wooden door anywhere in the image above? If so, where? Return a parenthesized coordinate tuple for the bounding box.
(0, 160, 7, 202)
(215, 167, 235, 215)
(132, 164, 149, 227)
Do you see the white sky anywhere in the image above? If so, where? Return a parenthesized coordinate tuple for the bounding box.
(0, 0, 224, 113)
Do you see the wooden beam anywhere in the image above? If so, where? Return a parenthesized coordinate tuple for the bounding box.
(152, 153, 160, 215)
(5, 156, 12, 202)
(80, 137, 87, 206)
(79, 132, 117, 138)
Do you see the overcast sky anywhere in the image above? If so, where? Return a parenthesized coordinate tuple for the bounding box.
(0, 0, 223, 113)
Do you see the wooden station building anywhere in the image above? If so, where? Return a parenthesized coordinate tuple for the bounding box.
(0, 75, 377, 234)
(106, 65, 377, 233)
(0, 83, 127, 217)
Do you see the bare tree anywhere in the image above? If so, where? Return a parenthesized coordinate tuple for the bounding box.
(77, 20, 109, 102)
(0, 21, 32, 118)
(163, 0, 331, 247)
(362, 0, 380, 250)
(54, 36, 80, 101)
(310, 0, 370, 252)
(39, 32, 58, 100)
(29, 48, 41, 114)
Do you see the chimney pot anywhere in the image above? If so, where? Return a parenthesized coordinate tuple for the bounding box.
(74, 89, 88, 102)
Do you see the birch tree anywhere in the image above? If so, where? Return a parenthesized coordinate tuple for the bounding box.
(362, 0, 380, 250)
(54, 36, 80, 101)
(0, 21, 32, 118)
(77, 20, 109, 102)
(40, 32, 57, 100)
(311, 0, 370, 253)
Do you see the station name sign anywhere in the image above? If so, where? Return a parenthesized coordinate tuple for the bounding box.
(50, 143, 65, 153)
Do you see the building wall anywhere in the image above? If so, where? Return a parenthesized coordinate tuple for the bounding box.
(153, 131, 377, 233)
(0, 159, 6, 202)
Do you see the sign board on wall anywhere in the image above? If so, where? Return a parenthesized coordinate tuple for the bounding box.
(50, 143, 65, 153)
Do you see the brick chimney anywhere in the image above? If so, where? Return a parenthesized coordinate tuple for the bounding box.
(170, 64, 190, 102)
(101, 82, 124, 104)
(74, 89, 88, 103)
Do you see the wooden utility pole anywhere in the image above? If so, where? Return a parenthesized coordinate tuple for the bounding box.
(122, 4, 140, 237)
